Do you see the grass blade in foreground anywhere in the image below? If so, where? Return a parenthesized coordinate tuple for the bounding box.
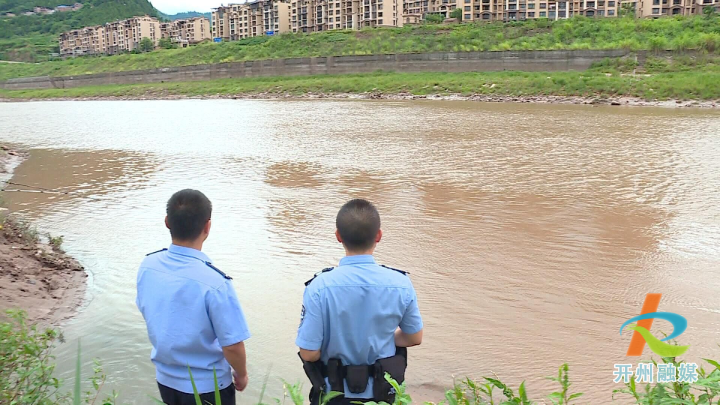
(74, 340, 81, 405)
(188, 366, 203, 405)
(214, 367, 222, 405)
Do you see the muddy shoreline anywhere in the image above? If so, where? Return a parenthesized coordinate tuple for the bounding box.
(0, 146, 87, 325)
(1, 92, 719, 108)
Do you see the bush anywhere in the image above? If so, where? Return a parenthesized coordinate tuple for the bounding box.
(0, 310, 61, 405)
(158, 38, 176, 50)
(450, 8, 463, 20)
(424, 13, 445, 24)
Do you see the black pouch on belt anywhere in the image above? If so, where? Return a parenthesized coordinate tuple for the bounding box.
(372, 348, 408, 403)
(326, 358, 345, 393)
(345, 365, 371, 394)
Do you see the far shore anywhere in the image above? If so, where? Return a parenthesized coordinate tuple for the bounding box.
(0, 147, 87, 325)
(2, 92, 719, 108)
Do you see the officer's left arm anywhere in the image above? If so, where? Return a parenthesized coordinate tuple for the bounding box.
(207, 281, 252, 348)
(396, 283, 424, 347)
(296, 285, 323, 362)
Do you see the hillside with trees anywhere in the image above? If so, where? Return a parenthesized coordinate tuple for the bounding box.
(160, 11, 211, 21)
(0, 0, 160, 61)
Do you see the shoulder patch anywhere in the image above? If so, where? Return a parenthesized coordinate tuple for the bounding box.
(381, 264, 408, 276)
(206, 262, 232, 280)
(146, 248, 167, 256)
(304, 267, 334, 286)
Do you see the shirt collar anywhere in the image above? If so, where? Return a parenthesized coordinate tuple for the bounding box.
(339, 255, 376, 266)
(168, 244, 210, 263)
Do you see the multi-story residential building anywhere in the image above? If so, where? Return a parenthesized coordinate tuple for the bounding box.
(59, 16, 160, 57)
(212, 1, 292, 41)
(104, 16, 160, 55)
(59, 25, 106, 57)
(290, 0, 402, 33)
(635, 0, 693, 17)
(404, 0, 627, 21)
(160, 17, 211, 46)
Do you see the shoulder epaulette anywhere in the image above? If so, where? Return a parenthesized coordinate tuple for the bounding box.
(381, 264, 408, 276)
(304, 267, 334, 286)
(206, 262, 232, 280)
(146, 248, 167, 256)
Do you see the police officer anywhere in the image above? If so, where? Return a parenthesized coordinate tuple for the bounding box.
(296, 199, 424, 404)
(136, 189, 251, 405)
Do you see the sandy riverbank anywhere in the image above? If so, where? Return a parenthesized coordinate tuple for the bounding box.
(0, 146, 86, 325)
(2, 92, 718, 108)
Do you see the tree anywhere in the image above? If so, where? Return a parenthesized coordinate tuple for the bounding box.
(703, 5, 717, 18)
(158, 37, 176, 49)
(139, 37, 154, 52)
(620, 2, 636, 18)
(424, 13, 444, 23)
(450, 8, 463, 20)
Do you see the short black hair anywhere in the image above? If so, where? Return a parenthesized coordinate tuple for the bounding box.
(336, 199, 381, 251)
(166, 189, 212, 241)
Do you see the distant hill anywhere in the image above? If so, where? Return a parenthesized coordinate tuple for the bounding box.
(0, 0, 160, 38)
(160, 11, 211, 21)
(0, 0, 160, 61)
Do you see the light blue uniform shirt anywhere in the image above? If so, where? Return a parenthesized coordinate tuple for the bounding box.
(136, 244, 251, 394)
(295, 255, 424, 399)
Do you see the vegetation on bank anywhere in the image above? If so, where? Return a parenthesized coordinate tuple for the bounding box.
(3, 310, 720, 405)
(1, 56, 719, 101)
(1, 16, 719, 78)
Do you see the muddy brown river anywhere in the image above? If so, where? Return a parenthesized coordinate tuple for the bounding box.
(1, 100, 720, 404)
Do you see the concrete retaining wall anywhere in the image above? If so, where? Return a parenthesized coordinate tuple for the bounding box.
(0, 49, 630, 90)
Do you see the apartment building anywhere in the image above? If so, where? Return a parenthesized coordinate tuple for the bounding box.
(105, 16, 160, 54)
(160, 17, 211, 46)
(634, 0, 695, 17)
(290, 0, 402, 33)
(212, 1, 292, 41)
(59, 16, 160, 57)
(58, 25, 106, 57)
(402, 0, 626, 21)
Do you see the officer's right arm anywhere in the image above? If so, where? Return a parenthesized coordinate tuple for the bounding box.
(296, 286, 323, 362)
(396, 284, 424, 348)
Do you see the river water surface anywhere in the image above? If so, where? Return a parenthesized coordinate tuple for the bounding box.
(1, 100, 720, 404)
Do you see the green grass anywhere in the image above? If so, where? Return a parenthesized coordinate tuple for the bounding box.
(2, 58, 720, 101)
(1, 16, 719, 81)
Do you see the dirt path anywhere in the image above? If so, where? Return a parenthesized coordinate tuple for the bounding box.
(0, 146, 87, 325)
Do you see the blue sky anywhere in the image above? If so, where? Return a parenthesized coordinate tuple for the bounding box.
(151, 0, 225, 14)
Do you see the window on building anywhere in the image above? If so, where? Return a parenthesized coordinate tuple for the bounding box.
(539, 10, 546, 15)
(482, 12, 490, 18)
(662, 0, 667, 4)
(379, 18, 383, 23)
(379, 11, 383, 16)
(608, 0, 615, 5)
(608, 8, 615, 14)
(652, 6, 660, 11)
(528, 11, 535, 15)
(336, 9, 341, 14)
(598, 9, 604, 14)
(528, 3, 535, 8)
(465, 5, 471, 10)
(463, 12, 470, 17)
(586, 1, 595, 7)
(540, 3, 546, 8)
